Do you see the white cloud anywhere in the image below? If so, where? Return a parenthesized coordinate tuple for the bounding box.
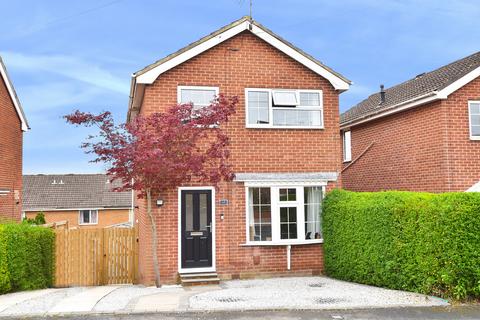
(1, 52, 129, 94)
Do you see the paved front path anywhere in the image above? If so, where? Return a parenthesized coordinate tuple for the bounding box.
(0, 276, 449, 317)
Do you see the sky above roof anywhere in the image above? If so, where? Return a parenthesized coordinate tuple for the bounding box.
(2, 0, 479, 174)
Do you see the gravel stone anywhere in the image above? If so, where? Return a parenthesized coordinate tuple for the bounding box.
(188, 276, 448, 310)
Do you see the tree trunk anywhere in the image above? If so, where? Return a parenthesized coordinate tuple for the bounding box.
(146, 188, 161, 287)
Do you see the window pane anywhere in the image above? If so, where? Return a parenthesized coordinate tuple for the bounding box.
(279, 188, 296, 201)
(199, 193, 207, 230)
(471, 115, 480, 126)
(472, 125, 480, 136)
(185, 194, 193, 231)
(470, 103, 480, 114)
(289, 223, 297, 239)
(91, 210, 98, 224)
(280, 207, 288, 222)
(81, 210, 89, 223)
(248, 91, 269, 125)
(280, 207, 298, 240)
(304, 187, 323, 239)
(299, 92, 320, 106)
(343, 131, 352, 161)
(272, 91, 298, 106)
(180, 88, 216, 109)
(272, 109, 322, 127)
(261, 206, 271, 224)
(260, 188, 271, 204)
(249, 187, 272, 241)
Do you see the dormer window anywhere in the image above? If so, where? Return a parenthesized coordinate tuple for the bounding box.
(178, 86, 219, 110)
(246, 88, 323, 129)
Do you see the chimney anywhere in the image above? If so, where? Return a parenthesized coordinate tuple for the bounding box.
(380, 84, 386, 104)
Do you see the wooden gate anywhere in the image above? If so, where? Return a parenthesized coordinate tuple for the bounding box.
(54, 227, 138, 287)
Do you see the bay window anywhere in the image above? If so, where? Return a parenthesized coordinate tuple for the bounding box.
(246, 185, 324, 244)
(246, 89, 323, 128)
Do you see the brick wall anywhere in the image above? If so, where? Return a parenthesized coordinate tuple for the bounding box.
(135, 31, 342, 284)
(0, 74, 23, 222)
(442, 76, 480, 190)
(25, 208, 131, 228)
(342, 77, 480, 192)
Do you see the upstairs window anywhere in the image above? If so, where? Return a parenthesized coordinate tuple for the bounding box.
(469, 101, 480, 140)
(178, 86, 218, 110)
(246, 89, 323, 128)
(343, 131, 352, 162)
(79, 210, 98, 225)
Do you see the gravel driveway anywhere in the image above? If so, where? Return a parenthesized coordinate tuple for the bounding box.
(189, 277, 448, 310)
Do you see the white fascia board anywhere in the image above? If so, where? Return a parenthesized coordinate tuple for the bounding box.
(0, 61, 29, 131)
(250, 25, 349, 91)
(340, 92, 440, 130)
(135, 22, 350, 91)
(437, 66, 480, 98)
(136, 21, 250, 84)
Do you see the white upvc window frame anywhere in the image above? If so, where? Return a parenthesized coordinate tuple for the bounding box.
(244, 182, 326, 246)
(78, 209, 98, 225)
(245, 88, 324, 129)
(343, 130, 352, 162)
(468, 100, 480, 141)
(177, 85, 219, 109)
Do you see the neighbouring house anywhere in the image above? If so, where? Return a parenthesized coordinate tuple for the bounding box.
(341, 51, 480, 192)
(23, 174, 134, 228)
(127, 16, 350, 285)
(0, 56, 29, 222)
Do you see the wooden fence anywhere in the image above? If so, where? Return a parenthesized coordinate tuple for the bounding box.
(54, 227, 138, 287)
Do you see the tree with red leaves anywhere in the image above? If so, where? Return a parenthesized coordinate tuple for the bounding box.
(65, 94, 238, 287)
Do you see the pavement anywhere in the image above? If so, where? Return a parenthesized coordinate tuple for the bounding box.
(0, 276, 450, 318)
(3, 307, 480, 320)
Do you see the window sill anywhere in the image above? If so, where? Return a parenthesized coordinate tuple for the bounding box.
(246, 125, 325, 130)
(240, 239, 323, 247)
(343, 159, 351, 163)
(470, 136, 480, 141)
(79, 223, 98, 226)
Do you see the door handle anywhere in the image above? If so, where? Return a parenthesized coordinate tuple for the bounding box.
(206, 222, 212, 232)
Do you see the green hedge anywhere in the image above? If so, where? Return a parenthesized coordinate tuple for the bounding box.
(323, 190, 480, 300)
(0, 224, 55, 294)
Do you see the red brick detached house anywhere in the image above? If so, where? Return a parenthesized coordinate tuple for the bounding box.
(127, 17, 350, 285)
(0, 56, 29, 222)
(341, 51, 480, 193)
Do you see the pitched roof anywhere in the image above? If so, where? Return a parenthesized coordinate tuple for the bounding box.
(23, 174, 132, 211)
(341, 51, 480, 127)
(0, 56, 29, 131)
(128, 16, 351, 120)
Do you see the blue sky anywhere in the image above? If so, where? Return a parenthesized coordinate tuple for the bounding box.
(2, 0, 479, 174)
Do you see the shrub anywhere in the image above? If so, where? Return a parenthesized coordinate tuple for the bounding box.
(323, 189, 480, 300)
(0, 223, 55, 294)
(23, 212, 46, 225)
